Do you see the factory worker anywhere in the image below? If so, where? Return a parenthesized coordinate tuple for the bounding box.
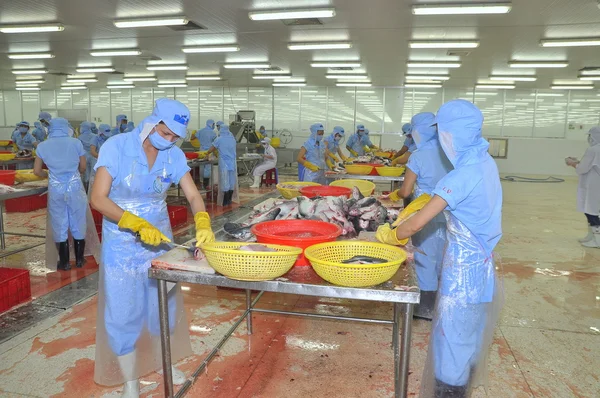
(90, 122, 99, 135)
(31, 121, 47, 143)
(566, 126, 600, 248)
(361, 128, 378, 153)
(391, 123, 416, 166)
(256, 125, 266, 141)
(88, 124, 112, 199)
(111, 114, 128, 135)
(34, 118, 88, 270)
(376, 100, 503, 397)
(207, 122, 238, 206)
(39, 111, 52, 130)
(346, 124, 366, 157)
(91, 98, 215, 396)
(297, 123, 326, 184)
(324, 126, 348, 170)
(14, 121, 37, 169)
(125, 121, 135, 133)
(250, 137, 277, 188)
(194, 119, 217, 188)
(78, 121, 98, 189)
(385, 113, 452, 319)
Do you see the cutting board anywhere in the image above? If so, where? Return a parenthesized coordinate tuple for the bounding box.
(152, 247, 215, 274)
(357, 231, 378, 242)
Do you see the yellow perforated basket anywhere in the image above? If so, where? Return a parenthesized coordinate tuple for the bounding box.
(344, 164, 374, 175)
(0, 153, 16, 161)
(330, 179, 376, 197)
(376, 166, 406, 177)
(15, 169, 46, 182)
(276, 181, 321, 199)
(200, 242, 302, 281)
(305, 241, 407, 287)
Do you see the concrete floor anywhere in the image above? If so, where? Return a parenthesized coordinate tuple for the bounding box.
(0, 177, 598, 397)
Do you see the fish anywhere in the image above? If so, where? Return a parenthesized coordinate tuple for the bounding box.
(248, 207, 282, 224)
(298, 196, 317, 218)
(341, 255, 387, 264)
(358, 219, 370, 230)
(376, 206, 388, 225)
(239, 244, 277, 252)
(274, 201, 298, 220)
(223, 223, 254, 241)
(351, 186, 364, 200)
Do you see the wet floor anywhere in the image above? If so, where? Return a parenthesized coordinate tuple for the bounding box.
(0, 177, 598, 397)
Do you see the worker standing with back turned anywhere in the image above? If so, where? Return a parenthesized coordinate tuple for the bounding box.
(207, 122, 238, 206)
(195, 119, 217, 189)
(376, 100, 503, 397)
(90, 98, 215, 397)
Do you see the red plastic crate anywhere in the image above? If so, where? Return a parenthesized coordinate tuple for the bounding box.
(167, 205, 188, 227)
(5, 194, 47, 213)
(0, 268, 31, 313)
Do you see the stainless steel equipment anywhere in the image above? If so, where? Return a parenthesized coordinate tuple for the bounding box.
(229, 110, 259, 144)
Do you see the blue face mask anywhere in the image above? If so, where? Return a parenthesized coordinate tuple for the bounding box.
(316, 134, 323, 142)
(19, 127, 28, 133)
(149, 131, 176, 150)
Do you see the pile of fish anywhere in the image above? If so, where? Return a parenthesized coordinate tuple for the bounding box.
(223, 186, 400, 241)
(16, 149, 32, 158)
(350, 155, 392, 166)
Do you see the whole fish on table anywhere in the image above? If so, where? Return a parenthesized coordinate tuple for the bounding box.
(342, 255, 387, 265)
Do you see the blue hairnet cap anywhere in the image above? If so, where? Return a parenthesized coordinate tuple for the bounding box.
(206, 119, 215, 128)
(435, 99, 483, 131)
(90, 122, 97, 128)
(99, 123, 111, 133)
(39, 111, 52, 121)
(310, 123, 324, 134)
(402, 123, 412, 135)
(34, 121, 42, 128)
(364, 128, 370, 135)
(18, 121, 30, 127)
(411, 113, 435, 128)
(80, 121, 92, 133)
(49, 117, 69, 134)
(356, 124, 365, 131)
(116, 114, 127, 124)
(333, 126, 345, 136)
(153, 98, 190, 137)
(216, 120, 224, 126)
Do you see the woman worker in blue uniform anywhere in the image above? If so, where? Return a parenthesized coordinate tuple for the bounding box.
(297, 123, 326, 184)
(207, 123, 238, 206)
(34, 118, 88, 270)
(14, 121, 38, 169)
(90, 99, 216, 396)
(384, 113, 452, 320)
(391, 123, 416, 166)
(31, 121, 47, 143)
(88, 124, 112, 198)
(346, 124, 366, 157)
(77, 121, 98, 190)
(377, 100, 503, 397)
(361, 128, 378, 153)
(194, 119, 216, 188)
(324, 126, 348, 170)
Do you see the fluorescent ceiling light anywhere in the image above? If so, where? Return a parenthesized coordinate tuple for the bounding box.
(326, 74, 369, 80)
(157, 84, 188, 88)
(67, 78, 98, 83)
(532, 93, 563, 97)
(147, 64, 188, 71)
(489, 75, 537, 82)
(405, 75, 450, 81)
(76, 67, 115, 73)
(274, 78, 305, 83)
(16, 80, 45, 85)
(182, 45, 240, 53)
(310, 61, 361, 68)
(336, 83, 372, 87)
(551, 85, 594, 90)
(158, 80, 186, 84)
(409, 41, 479, 49)
(16, 87, 41, 91)
(0, 24, 64, 33)
(253, 74, 291, 79)
(8, 52, 54, 59)
(476, 84, 515, 89)
(107, 85, 135, 89)
(254, 69, 290, 74)
(405, 83, 442, 88)
(114, 17, 188, 28)
(288, 42, 352, 50)
(249, 8, 335, 21)
(579, 69, 600, 76)
(90, 49, 141, 57)
(540, 38, 600, 47)
(124, 76, 157, 82)
(273, 83, 307, 87)
(407, 61, 461, 68)
(185, 75, 222, 81)
(12, 69, 48, 74)
(61, 86, 87, 90)
(579, 75, 600, 81)
(413, 3, 511, 15)
(224, 63, 270, 69)
(509, 61, 568, 68)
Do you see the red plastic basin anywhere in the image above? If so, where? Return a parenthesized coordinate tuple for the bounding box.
(364, 163, 384, 176)
(251, 220, 342, 266)
(0, 170, 16, 186)
(299, 185, 352, 198)
(184, 152, 199, 160)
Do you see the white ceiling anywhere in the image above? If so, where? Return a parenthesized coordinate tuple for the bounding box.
(2, 0, 600, 90)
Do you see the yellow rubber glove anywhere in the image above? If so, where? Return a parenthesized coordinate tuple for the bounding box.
(348, 148, 359, 157)
(392, 193, 432, 227)
(304, 161, 320, 172)
(326, 157, 336, 170)
(388, 189, 402, 202)
(364, 145, 373, 153)
(327, 152, 340, 162)
(197, 150, 209, 159)
(118, 211, 171, 246)
(341, 154, 349, 162)
(376, 223, 408, 246)
(194, 212, 215, 245)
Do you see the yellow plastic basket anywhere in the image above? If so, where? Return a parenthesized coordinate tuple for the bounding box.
(374, 151, 393, 158)
(15, 169, 46, 182)
(200, 242, 302, 281)
(305, 241, 407, 287)
(330, 179, 376, 197)
(0, 153, 16, 161)
(344, 164, 374, 175)
(276, 181, 321, 199)
(376, 166, 406, 177)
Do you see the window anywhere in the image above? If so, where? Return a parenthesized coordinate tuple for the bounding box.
(534, 90, 567, 138)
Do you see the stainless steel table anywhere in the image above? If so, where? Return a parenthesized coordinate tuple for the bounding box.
(0, 157, 35, 170)
(237, 156, 261, 184)
(174, 159, 216, 200)
(0, 185, 48, 258)
(325, 172, 405, 191)
(149, 264, 419, 398)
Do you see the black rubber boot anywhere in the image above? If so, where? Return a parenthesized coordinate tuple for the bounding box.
(228, 190, 234, 205)
(434, 379, 467, 398)
(57, 241, 71, 271)
(414, 290, 437, 321)
(223, 190, 233, 206)
(74, 239, 86, 268)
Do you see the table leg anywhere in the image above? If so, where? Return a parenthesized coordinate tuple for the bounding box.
(158, 280, 174, 398)
(392, 302, 399, 348)
(0, 202, 5, 250)
(246, 289, 253, 334)
(395, 303, 413, 398)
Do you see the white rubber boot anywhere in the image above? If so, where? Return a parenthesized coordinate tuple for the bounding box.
(117, 352, 139, 398)
(158, 366, 187, 385)
(250, 175, 261, 188)
(578, 226, 593, 243)
(581, 226, 600, 248)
